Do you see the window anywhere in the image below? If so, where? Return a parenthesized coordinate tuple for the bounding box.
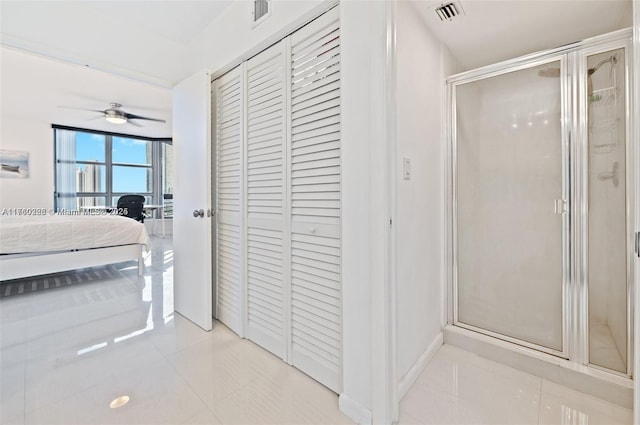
(54, 127, 172, 216)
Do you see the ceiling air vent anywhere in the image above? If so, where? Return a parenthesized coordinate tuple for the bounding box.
(253, 0, 270, 25)
(435, 1, 464, 21)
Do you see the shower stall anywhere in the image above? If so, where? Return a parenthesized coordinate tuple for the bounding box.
(447, 28, 635, 381)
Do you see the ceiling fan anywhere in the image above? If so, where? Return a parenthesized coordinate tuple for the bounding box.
(70, 103, 166, 127)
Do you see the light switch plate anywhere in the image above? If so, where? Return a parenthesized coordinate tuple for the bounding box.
(403, 157, 411, 180)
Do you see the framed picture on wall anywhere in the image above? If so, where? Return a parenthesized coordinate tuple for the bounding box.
(0, 150, 29, 178)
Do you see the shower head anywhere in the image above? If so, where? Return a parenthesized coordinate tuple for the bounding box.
(587, 54, 618, 99)
(537, 54, 617, 79)
(588, 54, 617, 75)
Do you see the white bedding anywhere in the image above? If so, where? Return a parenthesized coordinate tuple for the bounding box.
(0, 215, 150, 254)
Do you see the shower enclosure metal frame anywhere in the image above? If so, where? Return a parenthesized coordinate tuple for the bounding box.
(445, 28, 635, 377)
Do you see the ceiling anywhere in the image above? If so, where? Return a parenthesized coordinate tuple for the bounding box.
(1, 47, 173, 139)
(0, 1, 233, 87)
(417, 0, 632, 72)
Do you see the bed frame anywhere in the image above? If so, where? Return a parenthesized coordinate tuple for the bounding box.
(0, 244, 145, 281)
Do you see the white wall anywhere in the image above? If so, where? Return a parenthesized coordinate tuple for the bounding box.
(0, 46, 171, 211)
(394, 0, 460, 398)
(188, 0, 329, 75)
(340, 1, 380, 421)
(0, 117, 55, 209)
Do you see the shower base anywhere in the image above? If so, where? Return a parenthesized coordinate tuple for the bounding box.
(590, 320, 626, 372)
(444, 324, 632, 409)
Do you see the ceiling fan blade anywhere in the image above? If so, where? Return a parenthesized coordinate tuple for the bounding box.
(127, 120, 143, 128)
(58, 106, 105, 114)
(124, 112, 166, 123)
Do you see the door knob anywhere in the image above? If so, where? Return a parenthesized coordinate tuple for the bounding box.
(193, 209, 204, 218)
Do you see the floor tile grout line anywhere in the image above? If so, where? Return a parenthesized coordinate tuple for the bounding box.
(150, 329, 216, 414)
(21, 317, 27, 425)
(536, 376, 543, 425)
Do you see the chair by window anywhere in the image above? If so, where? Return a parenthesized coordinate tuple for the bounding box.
(117, 195, 145, 223)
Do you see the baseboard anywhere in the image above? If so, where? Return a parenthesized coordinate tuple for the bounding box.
(339, 393, 372, 425)
(398, 332, 443, 400)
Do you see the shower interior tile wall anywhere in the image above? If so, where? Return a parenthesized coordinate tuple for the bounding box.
(587, 47, 628, 372)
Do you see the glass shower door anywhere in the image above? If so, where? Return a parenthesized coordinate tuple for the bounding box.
(586, 47, 628, 374)
(455, 59, 566, 353)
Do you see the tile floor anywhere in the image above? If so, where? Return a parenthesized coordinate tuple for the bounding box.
(0, 236, 634, 424)
(0, 237, 351, 425)
(399, 344, 633, 425)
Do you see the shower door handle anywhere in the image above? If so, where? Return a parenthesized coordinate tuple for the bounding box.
(635, 231, 640, 258)
(554, 199, 568, 215)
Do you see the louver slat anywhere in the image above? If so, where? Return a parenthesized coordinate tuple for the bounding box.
(289, 7, 341, 393)
(246, 43, 286, 358)
(216, 68, 243, 335)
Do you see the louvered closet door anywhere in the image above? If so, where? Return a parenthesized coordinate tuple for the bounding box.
(288, 7, 342, 393)
(245, 42, 288, 358)
(214, 67, 244, 335)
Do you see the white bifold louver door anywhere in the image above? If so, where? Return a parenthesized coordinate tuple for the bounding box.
(245, 43, 288, 358)
(288, 9, 341, 393)
(214, 67, 244, 336)
(212, 6, 341, 393)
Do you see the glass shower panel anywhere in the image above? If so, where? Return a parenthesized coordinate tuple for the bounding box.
(456, 61, 564, 352)
(587, 48, 627, 373)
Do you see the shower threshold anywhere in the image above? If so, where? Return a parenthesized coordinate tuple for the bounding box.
(444, 324, 632, 409)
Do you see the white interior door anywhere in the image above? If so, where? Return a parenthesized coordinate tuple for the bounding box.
(173, 71, 213, 331)
(214, 67, 245, 336)
(245, 42, 289, 358)
(288, 8, 342, 392)
(211, 6, 342, 393)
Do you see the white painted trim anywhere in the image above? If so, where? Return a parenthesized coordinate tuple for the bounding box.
(370, 0, 398, 423)
(0, 244, 144, 281)
(440, 47, 451, 329)
(385, 0, 399, 422)
(398, 332, 443, 401)
(338, 393, 372, 425)
(632, 0, 640, 422)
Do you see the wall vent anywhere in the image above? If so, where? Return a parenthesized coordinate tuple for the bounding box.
(435, 2, 463, 21)
(253, 0, 270, 25)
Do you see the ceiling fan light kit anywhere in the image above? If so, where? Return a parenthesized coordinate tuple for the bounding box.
(105, 103, 128, 124)
(105, 116, 127, 124)
(63, 102, 167, 126)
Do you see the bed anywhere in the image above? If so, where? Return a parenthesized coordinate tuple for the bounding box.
(0, 214, 150, 281)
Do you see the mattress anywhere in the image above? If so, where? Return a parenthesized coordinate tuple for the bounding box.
(0, 215, 150, 254)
